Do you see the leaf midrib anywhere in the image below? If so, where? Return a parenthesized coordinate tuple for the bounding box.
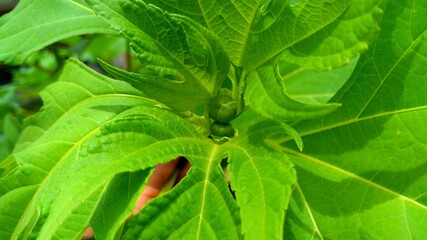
(0, 16, 112, 57)
(295, 183, 324, 240)
(280, 106, 427, 144)
(196, 144, 219, 239)
(67, 0, 94, 13)
(12, 92, 149, 237)
(12, 126, 101, 238)
(357, 28, 427, 118)
(283, 147, 427, 210)
(238, 1, 265, 67)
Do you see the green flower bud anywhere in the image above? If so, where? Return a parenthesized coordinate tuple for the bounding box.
(208, 89, 238, 123)
(210, 122, 235, 138)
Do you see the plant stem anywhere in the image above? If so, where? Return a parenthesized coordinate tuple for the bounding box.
(126, 41, 133, 72)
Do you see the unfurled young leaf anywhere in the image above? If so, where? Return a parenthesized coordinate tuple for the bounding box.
(87, 0, 230, 111)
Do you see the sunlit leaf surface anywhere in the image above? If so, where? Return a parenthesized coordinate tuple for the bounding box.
(278, 0, 427, 238)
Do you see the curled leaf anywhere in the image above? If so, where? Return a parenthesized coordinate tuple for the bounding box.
(245, 64, 341, 122)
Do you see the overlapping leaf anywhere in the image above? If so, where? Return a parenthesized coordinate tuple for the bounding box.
(0, 0, 113, 64)
(279, 58, 358, 103)
(225, 121, 296, 240)
(272, 0, 427, 238)
(86, 0, 230, 111)
(124, 119, 297, 240)
(199, 0, 353, 70)
(1, 0, 424, 239)
(279, 0, 385, 71)
(31, 108, 229, 239)
(0, 58, 297, 239)
(245, 64, 341, 121)
(143, 0, 206, 25)
(90, 170, 151, 239)
(0, 59, 155, 239)
(124, 159, 241, 240)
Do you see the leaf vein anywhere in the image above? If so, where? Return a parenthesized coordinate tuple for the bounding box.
(282, 147, 427, 210)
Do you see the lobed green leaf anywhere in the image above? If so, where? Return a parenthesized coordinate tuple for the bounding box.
(0, 58, 296, 240)
(276, 0, 427, 238)
(125, 160, 241, 240)
(199, 0, 354, 70)
(0, 59, 156, 239)
(86, 0, 230, 111)
(226, 121, 297, 240)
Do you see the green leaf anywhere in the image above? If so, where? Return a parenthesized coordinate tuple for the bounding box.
(125, 164, 241, 240)
(87, 0, 230, 111)
(33, 106, 209, 239)
(0, 58, 157, 239)
(283, 183, 323, 239)
(245, 64, 341, 122)
(41, 110, 238, 239)
(225, 121, 296, 240)
(279, 0, 385, 71)
(199, 0, 353, 70)
(0, 0, 113, 64)
(142, 0, 206, 25)
(273, 0, 427, 238)
(0, 114, 22, 160)
(0, 58, 242, 239)
(2, 0, 425, 239)
(90, 170, 151, 240)
(279, 58, 358, 103)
